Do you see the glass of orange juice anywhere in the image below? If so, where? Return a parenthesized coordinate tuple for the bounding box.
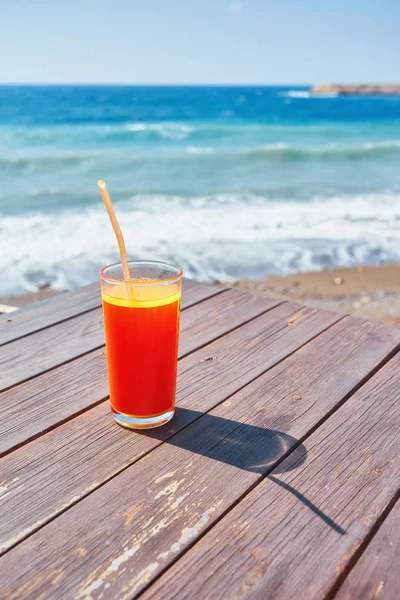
(100, 260, 182, 429)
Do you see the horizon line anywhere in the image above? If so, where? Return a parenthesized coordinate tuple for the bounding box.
(0, 82, 315, 87)
(1, 81, 398, 87)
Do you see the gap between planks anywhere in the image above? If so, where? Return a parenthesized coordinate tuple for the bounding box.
(326, 489, 400, 600)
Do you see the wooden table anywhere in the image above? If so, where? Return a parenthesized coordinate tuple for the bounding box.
(0, 279, 399, 600)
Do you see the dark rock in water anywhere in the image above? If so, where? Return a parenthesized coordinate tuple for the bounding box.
(310, 84, 400, 96)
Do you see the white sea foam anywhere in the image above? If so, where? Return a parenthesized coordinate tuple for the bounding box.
(125, 123, 147, 132)
(125, 122, 194, 139)
(1, 193, 399, 295)
(186, 146, 214, 154)
(362, 140, 400, 150)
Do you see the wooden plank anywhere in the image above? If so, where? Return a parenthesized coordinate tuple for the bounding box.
(0, 283, 100, 346)
(142, 353, 400, 600)
(0, 350, 109, 456)
(179, 280, 226, 309)
(0, 303, 340, 553)
(179, 289, 279, 357)
(0, 307, 105, 392)
(0, 289, 279, 454)
(1, 317, 399, 598)
(0, 278, 216, 347)
(334, 497, 400, 600)
(0, 287, 245, 393)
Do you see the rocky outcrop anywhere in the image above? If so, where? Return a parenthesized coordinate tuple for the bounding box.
(310, 84, 400, 96)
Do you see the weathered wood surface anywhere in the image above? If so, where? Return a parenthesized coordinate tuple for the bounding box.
(178, 289, 280, 357)
(0, 307, 105, 391)
(143, 354, 400, 600)
(0, 280, 224, 453)
(0, 283, 101, 347)
(1, 319, 398, 598)
(0, 279, 200, 345)
(0, 289, 279, 454)
(178, 279, 226, 309)
(0, 278, 219, 347)
(334, 497, 400, 600)
(0, 290, 276, 455)
(1, 280, 399, 600)
(0, 287, 246, 393)
(0, 302, 341, 553)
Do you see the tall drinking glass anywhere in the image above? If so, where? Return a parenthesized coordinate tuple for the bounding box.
(100, 260, 182, 429)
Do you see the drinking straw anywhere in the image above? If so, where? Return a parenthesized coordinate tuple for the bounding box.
(97, 180, 132, 296)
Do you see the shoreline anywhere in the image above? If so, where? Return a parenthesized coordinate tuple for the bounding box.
(228, 264, 400, 326)
(1, 264, 399, 326)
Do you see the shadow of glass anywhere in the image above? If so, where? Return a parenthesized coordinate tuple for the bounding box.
(139, 406, 345, 534)
(142, 407, 306, 474)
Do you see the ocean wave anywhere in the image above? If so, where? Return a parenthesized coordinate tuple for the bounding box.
(0, 121, 283, 148)
(0, 154, 94, 168)
(2, 139, 400, 172)
(0, 122, 198, 148)
(0, 152, 152, 173)
(125, 122, 194, 140)
(242, 140, 400, 160)
(6, 121, 400, 155)
(0, 192, 399, 295)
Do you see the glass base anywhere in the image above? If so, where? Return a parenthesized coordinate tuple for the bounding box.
(112, 409, 175, 429)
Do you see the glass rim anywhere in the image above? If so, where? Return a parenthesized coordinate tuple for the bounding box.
(100, 260, 183, 286)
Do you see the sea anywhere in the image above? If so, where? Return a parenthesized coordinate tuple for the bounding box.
(1, 85, 400, 295)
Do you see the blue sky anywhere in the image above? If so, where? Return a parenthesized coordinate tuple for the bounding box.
(1, 0, 399, 84)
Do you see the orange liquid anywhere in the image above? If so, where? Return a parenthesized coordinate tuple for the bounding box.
(102, 284, 181, 418)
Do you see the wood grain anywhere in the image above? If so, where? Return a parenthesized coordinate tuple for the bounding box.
(0, 293, 272, 456)
(0, 307, 105, 392)
(0, 287, 247, 393)
(0, 302, 339, 553)
(0, 283, 101, 347)
(0, 278, 218, 347)
(142, 354, 400, 600)
(1, 317, 398, 599)
(179, 280, 226, 309)
(0, 288, 273, 455)
(334, 497, 400, 600)
(178, 289, 280, 357)
(0, 350, 109, 456)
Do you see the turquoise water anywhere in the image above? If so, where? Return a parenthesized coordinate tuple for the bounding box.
(1, 85, 400, 294)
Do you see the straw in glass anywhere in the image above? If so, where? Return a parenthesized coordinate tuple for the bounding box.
(97, 180, 132, 297)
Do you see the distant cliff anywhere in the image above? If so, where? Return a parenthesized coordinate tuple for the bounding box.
(310, 84, 400, 96)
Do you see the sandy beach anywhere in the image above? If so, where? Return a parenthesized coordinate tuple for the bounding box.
(230, 264, 400, 326)
(1, 264, 399, 326)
